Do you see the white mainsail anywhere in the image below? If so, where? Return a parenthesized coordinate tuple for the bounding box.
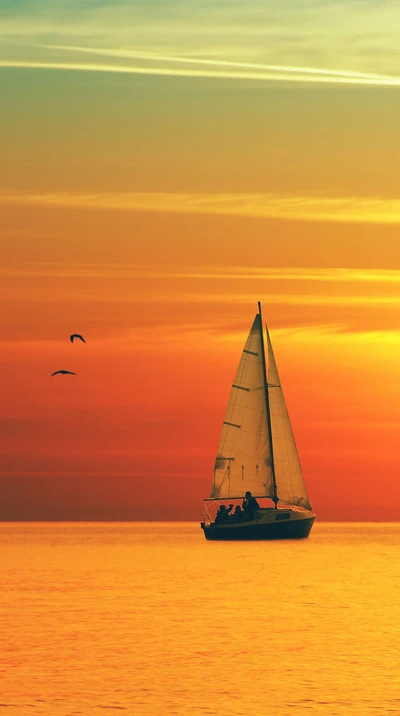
(211, 314, 274, 500)
(210, 305, 312, 511)
(266, 328, 312, 511)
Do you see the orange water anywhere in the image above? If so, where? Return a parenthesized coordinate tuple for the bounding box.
(2, 522, 400, 714)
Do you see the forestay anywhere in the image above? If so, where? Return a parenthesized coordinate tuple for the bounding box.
(211, 314, 274, 500)
(266, 329, 312, 510)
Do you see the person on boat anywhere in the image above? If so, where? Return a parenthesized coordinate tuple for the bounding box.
(215, 504, 233, 524)
(233, 505, 244, 523)
(242, 491, 260, 521)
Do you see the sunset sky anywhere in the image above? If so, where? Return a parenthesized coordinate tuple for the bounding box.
(1, 0, 400, 520)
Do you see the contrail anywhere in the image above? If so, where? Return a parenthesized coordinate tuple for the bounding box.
(2, 54, 400, 86)
(44, 44, 399, 83)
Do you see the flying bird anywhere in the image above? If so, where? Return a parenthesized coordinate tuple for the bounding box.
(70, 334, 86, 343)
(51, 370, 76, 376)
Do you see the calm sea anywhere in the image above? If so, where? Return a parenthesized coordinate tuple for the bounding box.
(1, 522, 400, 715)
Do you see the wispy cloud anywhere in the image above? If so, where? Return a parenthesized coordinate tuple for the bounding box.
(3, 190, 400, 224)
(2, 264, 400, 285)
(45, 45, 393, 81)
(30, 44, 400, 87)
(1, 0, 400, 77)
(1, 257, 400, 342)
(2, 48, 400, 86)
(151, 293, 400, 307)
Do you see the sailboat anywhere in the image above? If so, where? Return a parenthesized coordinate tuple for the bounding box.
(201, 303, 316, 540)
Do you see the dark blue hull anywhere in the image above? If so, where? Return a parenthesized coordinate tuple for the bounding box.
(201, 516, 315, 541)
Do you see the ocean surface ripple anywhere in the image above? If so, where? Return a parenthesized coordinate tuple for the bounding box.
(1, 522, 400, 715)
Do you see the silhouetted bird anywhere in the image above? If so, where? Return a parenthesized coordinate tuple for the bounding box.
(70, 334, 86, 343)
(51, 370, 76, 376)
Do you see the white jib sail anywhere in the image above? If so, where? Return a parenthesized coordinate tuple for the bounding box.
(266, 329, 312, 510)
(211, 314, 274, 500)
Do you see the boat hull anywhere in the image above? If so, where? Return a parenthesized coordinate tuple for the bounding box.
(201, 512, 315, 541)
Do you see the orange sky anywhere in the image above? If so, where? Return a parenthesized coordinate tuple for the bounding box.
(1, 203, 400, 520)
(1, 1, 400, 520)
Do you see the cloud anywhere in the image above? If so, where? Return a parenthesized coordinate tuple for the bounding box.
(1, 0, 400, 79)
(152, 292, 400, 306)
(37, 44, 400, 86)
(3, 190, 400, 224)
(2, 263, 400, 284)
(2, 49, 400, 86)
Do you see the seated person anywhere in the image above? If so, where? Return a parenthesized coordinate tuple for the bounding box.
(215, 504, 233, 524)
(242, 491, 260, 521)
(233, 505, 244, 523)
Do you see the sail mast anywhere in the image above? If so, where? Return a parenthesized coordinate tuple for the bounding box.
(258, 301, 278, 508)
